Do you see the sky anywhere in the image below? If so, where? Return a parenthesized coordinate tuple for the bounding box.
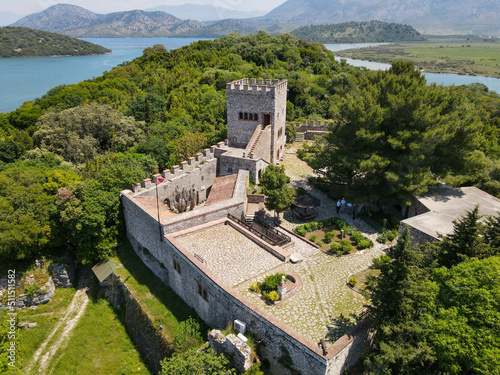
(0, 0, 288, 15)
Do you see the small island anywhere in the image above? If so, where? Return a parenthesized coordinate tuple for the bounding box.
(0, 26, 111, 58)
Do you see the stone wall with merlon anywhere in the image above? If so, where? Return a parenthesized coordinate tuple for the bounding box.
(219, 154, 268, 184)
(131, 157, 217, 209)
(226, 79, 287, 157)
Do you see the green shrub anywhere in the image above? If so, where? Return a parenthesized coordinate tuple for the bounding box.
(348, 277, 358, 287)
(324, 232, 335, 243)
(24, 285, 38, 296)
(309, 235, 317, 242)
(294, 225, 306, 236)
(310, 222, 318, 231)
(266, 291, 280, 303)
(303, 223, 311, 232)
(262, 273, 286, 292)
(387, 230, 398, 242)
(330, 242, 342, 253)
(377, 233, 388, 243)
(249, 282, 260, 293)
(317, 221, 324, 229)
(357, 239, 372, 250)
(351, 231, 364, 243)
(341, 241, 353, 253)
(317, 240, 324, 246)
(297, 149, 306, 159)
(174, 317, 202, 353)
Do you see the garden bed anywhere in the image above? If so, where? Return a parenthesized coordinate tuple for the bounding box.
(293, 217, 374, 256)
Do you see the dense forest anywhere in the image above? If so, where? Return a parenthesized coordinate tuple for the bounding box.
(0, 31, 499, 373)
(291, 21, 426, 43)
(0, 27, 110, 58)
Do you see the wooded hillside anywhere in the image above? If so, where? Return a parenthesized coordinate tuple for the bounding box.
(291, 21, 426, 43)
(0, 26, 110, 58)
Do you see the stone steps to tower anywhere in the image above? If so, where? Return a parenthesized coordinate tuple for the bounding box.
(250, 129, 263, 153)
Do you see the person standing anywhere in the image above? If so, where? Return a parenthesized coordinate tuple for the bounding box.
(336, 199, 341, 214)
(341, 197, 346, 212)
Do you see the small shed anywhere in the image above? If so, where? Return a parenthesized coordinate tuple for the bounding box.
(92, 260, 118, 283)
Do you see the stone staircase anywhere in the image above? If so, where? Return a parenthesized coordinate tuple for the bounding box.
(249, 129, 263, 154)
(295, 132, 305, 142)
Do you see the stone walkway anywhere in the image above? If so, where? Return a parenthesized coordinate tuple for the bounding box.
(235, 144, 389, 343)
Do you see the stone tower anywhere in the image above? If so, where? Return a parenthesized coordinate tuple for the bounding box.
(226, 78, 288, 164)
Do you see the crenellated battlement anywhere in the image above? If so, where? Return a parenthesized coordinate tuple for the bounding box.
(291, 119, 332, 132)
(124, 148, 217, 194)
(226, 78, 288, 95)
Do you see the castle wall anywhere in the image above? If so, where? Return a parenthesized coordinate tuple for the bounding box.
(164, 232, 328, 375)
(218, 154, 268, 184)
(133, 150, 218, 212)
(101, 274, 171, 374)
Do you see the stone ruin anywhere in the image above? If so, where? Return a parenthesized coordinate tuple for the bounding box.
(168, 186, 197, 213)
(208, 330, 254, 373)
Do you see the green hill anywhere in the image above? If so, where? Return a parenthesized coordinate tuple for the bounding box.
(0, 26, 110, 58)
(291, 21, 426, 44)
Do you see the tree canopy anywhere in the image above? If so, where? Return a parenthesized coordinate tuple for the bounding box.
(312, 61, 488, 206)
(366, 214, 500, 374)
(259, 164, 295, 218)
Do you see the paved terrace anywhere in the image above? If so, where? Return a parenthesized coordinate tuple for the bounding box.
(171, 143, 388, 345)
(174, 222, 283, 286)
(236, 143, 387, 343)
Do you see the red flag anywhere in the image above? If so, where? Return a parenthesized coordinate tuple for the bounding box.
(156, 177, 165, 185)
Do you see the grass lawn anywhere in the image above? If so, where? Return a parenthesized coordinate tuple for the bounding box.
(1, 287, 76, 373)
(338, 40, 500, 78)
(111, 238, 209, 345)
(49, 294, 149, 375)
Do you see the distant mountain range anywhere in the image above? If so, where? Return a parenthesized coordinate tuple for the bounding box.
(254, 0, 499, 36)
(12, 4, 205, 37)
(144, 4, 265, 22)
(10, 1, 500, 38)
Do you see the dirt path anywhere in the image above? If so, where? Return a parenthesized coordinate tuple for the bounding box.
(26, 270, 93, 374)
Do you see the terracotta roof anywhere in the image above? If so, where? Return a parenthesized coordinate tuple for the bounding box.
(205, 174, 238, 206)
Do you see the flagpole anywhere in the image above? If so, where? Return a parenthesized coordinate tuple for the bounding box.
(156, 179, 162, 242)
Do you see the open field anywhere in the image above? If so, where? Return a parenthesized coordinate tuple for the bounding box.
(49, 295, 150, 375)
(338, 39, 500, 78)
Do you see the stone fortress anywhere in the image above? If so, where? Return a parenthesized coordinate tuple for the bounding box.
(121, 79, 370, 375)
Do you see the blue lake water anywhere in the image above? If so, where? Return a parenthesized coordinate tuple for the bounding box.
(325, 44, 500, 93)
(0, 38, 210, 114)
(1, 39, 499, 114)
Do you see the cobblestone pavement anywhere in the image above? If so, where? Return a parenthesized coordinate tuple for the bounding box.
(236, 144, 390, 343)
(176, 224, 283, 286)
